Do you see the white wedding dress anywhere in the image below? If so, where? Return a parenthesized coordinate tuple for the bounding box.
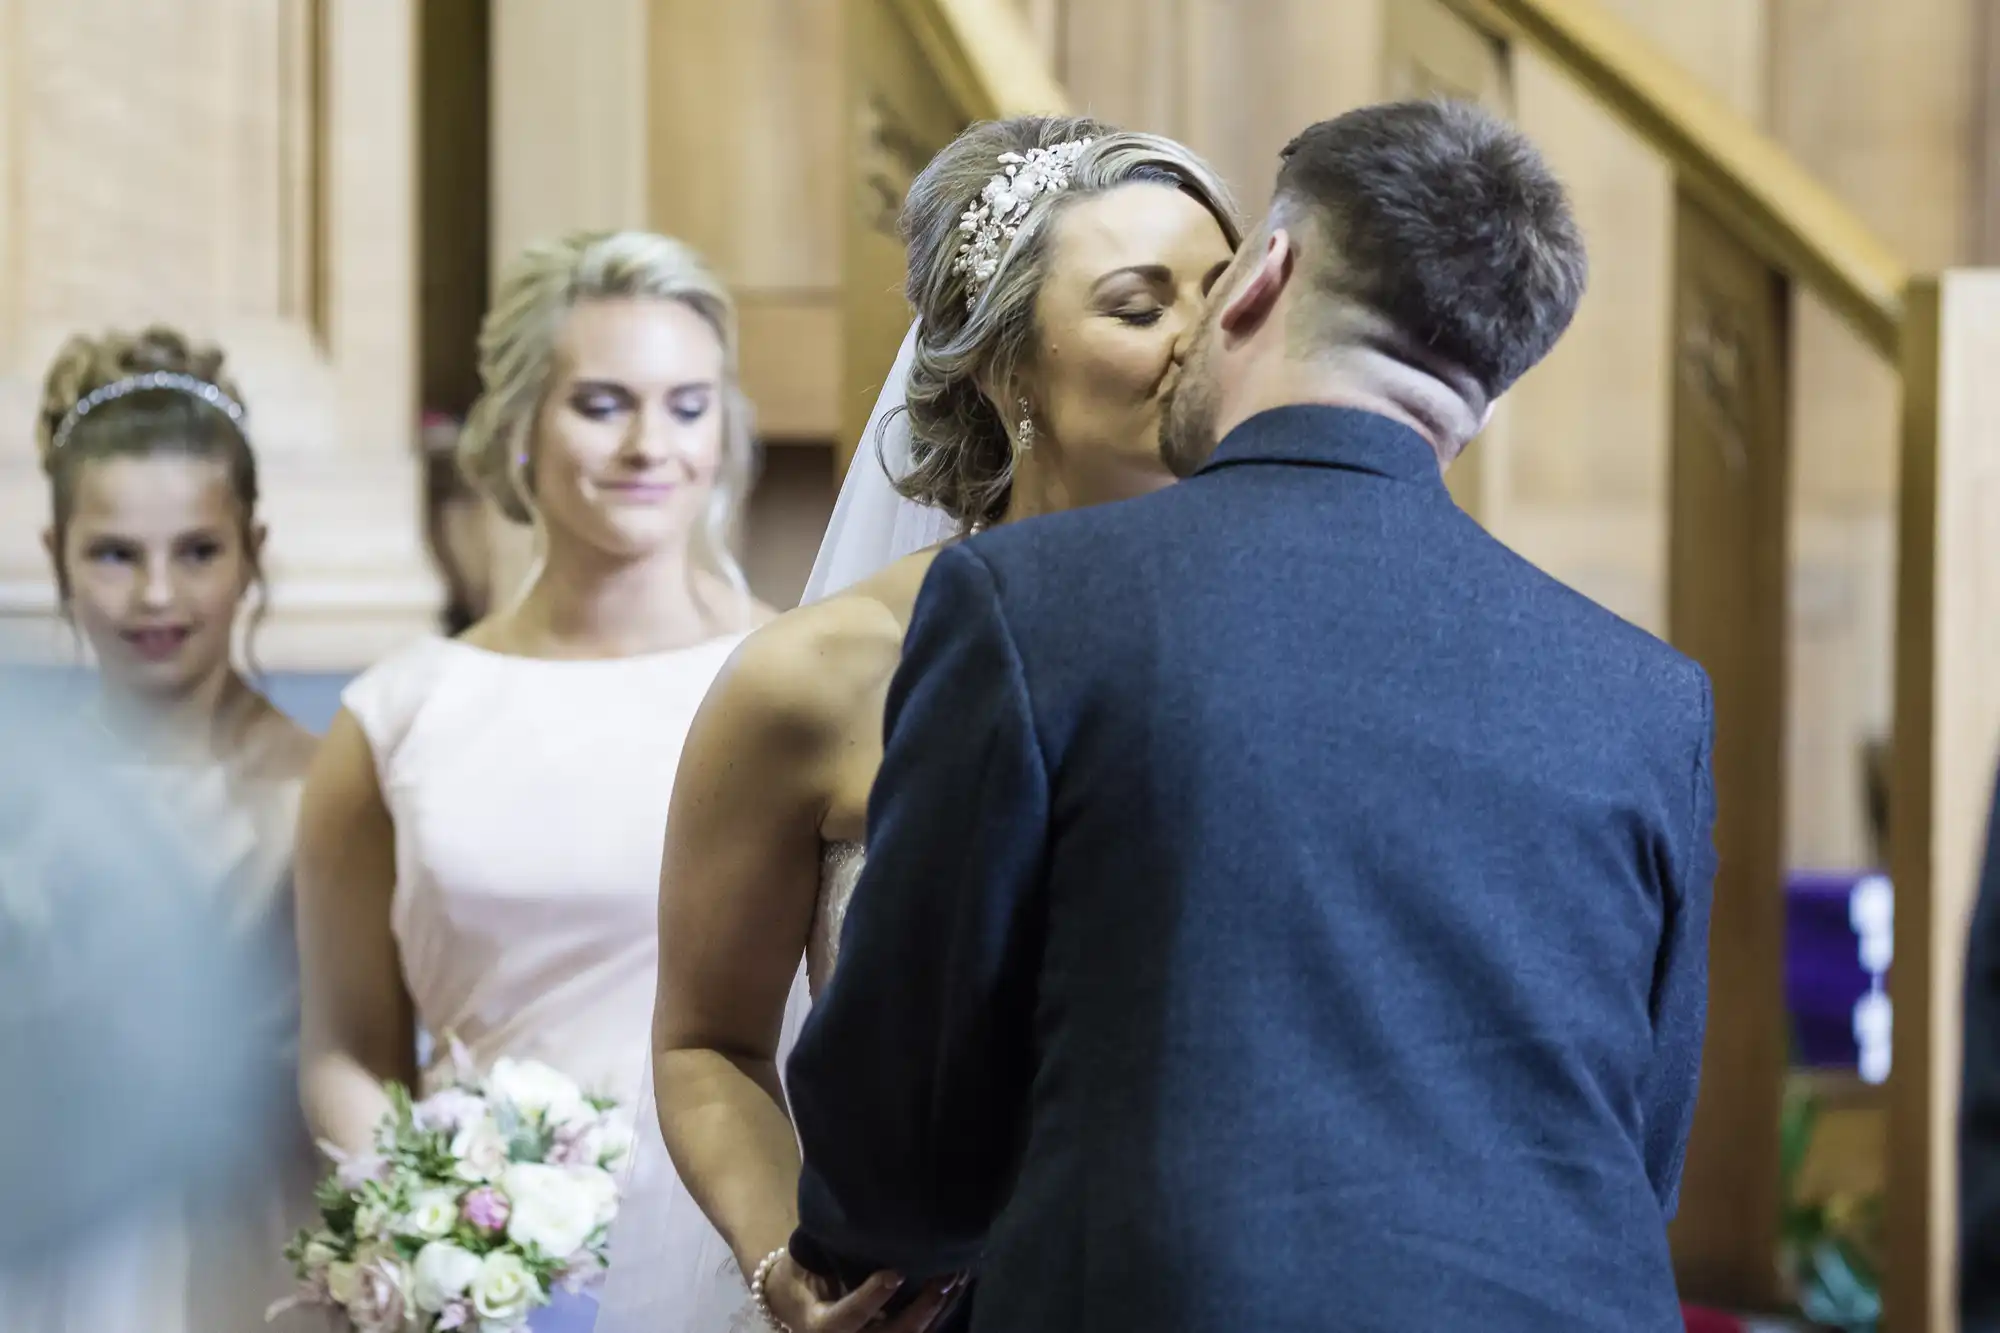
(596, 323, 956, 1332)
(807, 842, 867, 991)
(341, 632, 747, 1330)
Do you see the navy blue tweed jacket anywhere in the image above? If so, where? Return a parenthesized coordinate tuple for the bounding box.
(787, 405, 1716, 1332)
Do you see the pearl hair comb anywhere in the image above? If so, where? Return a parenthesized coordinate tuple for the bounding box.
(951, 138, 1093, 309)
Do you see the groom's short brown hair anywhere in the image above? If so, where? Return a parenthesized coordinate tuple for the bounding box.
(1275, 99, 1586, 399)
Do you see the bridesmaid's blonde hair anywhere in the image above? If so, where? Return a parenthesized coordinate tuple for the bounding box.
(459, 230, 757, 594)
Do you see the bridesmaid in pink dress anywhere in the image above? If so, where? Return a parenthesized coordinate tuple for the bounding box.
(294, 232, 771, 1331)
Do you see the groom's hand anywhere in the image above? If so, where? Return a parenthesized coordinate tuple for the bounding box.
(765, 1253, 962, 1333)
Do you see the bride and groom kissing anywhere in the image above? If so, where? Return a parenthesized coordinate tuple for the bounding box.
(612, 98, 1716, 1333)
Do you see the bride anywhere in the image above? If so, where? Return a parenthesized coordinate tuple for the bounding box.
(597, 115, 1240, 1333)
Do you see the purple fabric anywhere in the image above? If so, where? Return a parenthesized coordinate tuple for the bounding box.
(529, 1288, 599, 1333)
(1784, 870, 1889, 1069)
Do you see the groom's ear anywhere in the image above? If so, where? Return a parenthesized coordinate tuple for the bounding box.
(1218, 228, 1295, 341)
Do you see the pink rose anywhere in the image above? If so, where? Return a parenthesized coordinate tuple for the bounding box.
(436, 1299, 472, 1330)
(461, 1185, 511, 1233)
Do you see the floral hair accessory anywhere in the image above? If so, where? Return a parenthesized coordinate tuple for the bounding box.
(951, 138, 1093, 309)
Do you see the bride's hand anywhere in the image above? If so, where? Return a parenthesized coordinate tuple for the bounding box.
(763, 1254, 960, 1333)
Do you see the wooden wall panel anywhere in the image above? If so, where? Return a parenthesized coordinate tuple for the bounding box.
(648, 0, 842, 291)
(1057, 0, 1380, 210)
(1497, 0, 1767, 639)
(1015, 0, 1067, 71)
(1604, 0, 1770, 121)
(488, 0, 650, 270)
(1888, 272, 2000, 1333)
(1479, 0, 1964, 868)
(0, 0, 436, 669)
(1664, 190, 1793, 1310)
(1177, 0, 1384, 212)
(1975, 0, 2000, 264)
(1769, 0, 1973, 866)
(1500, 51, 1672, 632)
(487, 0, 849, 607)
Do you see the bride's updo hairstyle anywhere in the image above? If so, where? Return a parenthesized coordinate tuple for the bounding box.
(895, 116, 1240, 529)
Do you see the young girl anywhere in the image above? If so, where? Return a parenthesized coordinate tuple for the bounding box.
(11, 325, 318, 1332)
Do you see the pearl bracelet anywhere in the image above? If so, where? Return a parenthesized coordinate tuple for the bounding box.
(750, 1247, 791, 1332)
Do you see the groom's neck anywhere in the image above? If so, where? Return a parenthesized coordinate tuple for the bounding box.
(1219, 348, 1480, 466)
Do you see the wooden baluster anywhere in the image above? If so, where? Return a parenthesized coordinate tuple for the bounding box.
(1665, 186, 1792, 1311)
(1888, 272, 2000, 1333)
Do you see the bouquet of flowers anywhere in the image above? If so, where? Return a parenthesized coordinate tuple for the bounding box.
(271, 1040, 631, 1333)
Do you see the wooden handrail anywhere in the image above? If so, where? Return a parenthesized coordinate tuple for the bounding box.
(1434, 0, 1907, 358)
(887, 0, 1069, 121)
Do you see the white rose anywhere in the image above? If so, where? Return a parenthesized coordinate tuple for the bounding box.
(326, 1260, 362, 1307)
(596, 1108, 636, 1170)
(398, 1187, 462, 1240)
(451, 1117, 510, 1183)
(486, 1057, 588, 1125)
(470, 1251, 540, 1325)
(352, 1199, 393, 1243)
(572, 1166, 620, 1229)
(501, 1163, 600, 1259)
(411, 1241, 483, 1314)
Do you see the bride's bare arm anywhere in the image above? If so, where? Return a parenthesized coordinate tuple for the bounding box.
(295, 709, 418, 1153)
(652, 609, 885, 1275)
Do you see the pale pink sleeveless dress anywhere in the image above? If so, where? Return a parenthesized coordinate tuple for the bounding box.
(341, 633, 746, 1110)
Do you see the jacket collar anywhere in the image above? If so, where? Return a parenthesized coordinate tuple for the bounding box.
(1194, 405, 1445, 486)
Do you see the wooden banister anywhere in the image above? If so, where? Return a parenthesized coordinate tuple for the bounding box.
(887, 0, 1069, 119)
(1434, 0, 1907, 358)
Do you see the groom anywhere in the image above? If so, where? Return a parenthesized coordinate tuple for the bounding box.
(785, 99, 1715, 1332)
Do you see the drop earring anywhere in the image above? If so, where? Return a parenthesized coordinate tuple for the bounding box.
(1017, 398, 1035, 451)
